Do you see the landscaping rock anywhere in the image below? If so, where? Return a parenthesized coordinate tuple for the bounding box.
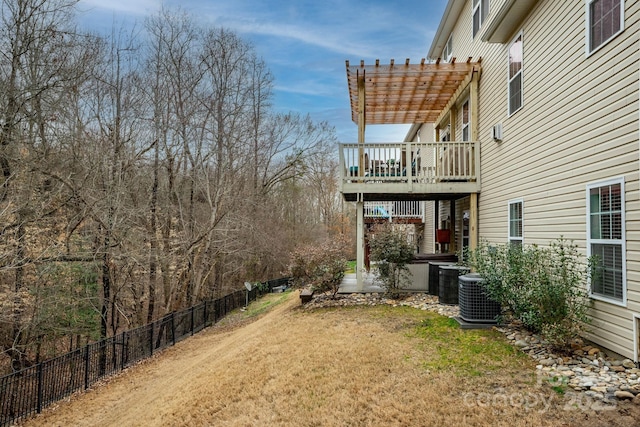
(588, 347, 601, 356)
(614, 391, 635, 400)
(539, 358, 555, 366)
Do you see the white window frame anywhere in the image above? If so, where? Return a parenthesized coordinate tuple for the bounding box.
(508, 199, 523, 245)
(440, 123, 450, 142)
(585, 0, 624, 56)
(508, 32, 523, 117)
(587, 177, 626, 306)
(461, 99, 470, 142)
(442, 33, 453, 62)
(472, 0, 489, 38)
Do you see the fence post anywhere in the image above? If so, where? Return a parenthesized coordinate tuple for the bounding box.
(37, 362, 43, 414)
(203, 301, 208, 327)
(149, 322, 154, 356)
(84, 345, 90, 390)
(121, 331, 126, 371)
(171, 312, 176, 346)
(190, 306, 195, 336)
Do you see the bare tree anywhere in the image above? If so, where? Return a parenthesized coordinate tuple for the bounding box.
(0, 4, 342, 374)
(0, 0, 98, 371)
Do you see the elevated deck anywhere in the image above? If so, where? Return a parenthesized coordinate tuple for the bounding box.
(339, 140, 480, 202)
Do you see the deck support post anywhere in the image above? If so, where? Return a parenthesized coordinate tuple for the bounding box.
(469, 69, 480, 252)
(470, 193, 478, 251)
(356, 197, 365, 290)
(449, 201, 456, 254)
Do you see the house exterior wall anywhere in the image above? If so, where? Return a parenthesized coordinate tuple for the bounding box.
(421, 201, 436, 253)
(430, 0, 640, 358)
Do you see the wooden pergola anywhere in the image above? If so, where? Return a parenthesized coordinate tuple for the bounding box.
(345, 58, 482, 126)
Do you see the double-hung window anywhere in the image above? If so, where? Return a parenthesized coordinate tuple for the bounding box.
(587, 178, 626, 305)
(472, 0, 489, 38)
(508, 199, 523, 247)
(508, 33, 523, 116)
(587, 0, 624, 54)
(442, 33, 453, 62)
(461, 100, 470, 141)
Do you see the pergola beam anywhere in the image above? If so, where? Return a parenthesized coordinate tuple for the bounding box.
(346, 58, 482, 125)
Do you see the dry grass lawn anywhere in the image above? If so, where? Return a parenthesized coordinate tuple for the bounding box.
(21, 291, 640, 426)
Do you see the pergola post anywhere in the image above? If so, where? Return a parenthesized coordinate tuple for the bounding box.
(356, 70, 366, 290)
(469, 69, 480, 251)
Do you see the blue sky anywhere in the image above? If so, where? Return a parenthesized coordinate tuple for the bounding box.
(76, 0, 448, 143)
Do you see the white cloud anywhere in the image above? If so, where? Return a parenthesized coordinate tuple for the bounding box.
(196, 0, 433, 60)
(77, 0, 160, 16)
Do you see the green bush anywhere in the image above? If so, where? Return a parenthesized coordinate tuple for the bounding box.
(368, 224, 414, 296)
(465, 237, 592, 350)
(289, 235, 350, 297)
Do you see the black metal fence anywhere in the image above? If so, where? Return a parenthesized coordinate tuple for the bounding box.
(0, 277, 290, 426)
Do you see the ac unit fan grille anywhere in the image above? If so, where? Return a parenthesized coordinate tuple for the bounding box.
(459, 279, 500, 323)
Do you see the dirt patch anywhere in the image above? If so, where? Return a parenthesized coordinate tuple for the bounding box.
(20, 292, 640, 426)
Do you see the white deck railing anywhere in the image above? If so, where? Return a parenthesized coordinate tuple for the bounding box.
(364, 201, 424, 221)
(339, 140, 478, 184)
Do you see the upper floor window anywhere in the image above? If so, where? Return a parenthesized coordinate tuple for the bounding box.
(587, 0, 624, 54)
(442, 33, 453, 62)
(587, 178, 626, 305)
(473, 0, 489, 38)
(508, 33, 523, 116)
(461, 100, 470, 141)
(508, 199, 523, 247)
(440, 122, 450, 142)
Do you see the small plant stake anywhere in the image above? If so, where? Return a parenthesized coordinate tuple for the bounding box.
(244, 282, 252, 308)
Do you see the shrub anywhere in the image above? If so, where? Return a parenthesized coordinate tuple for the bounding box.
(368, 224, 414, 296)
(465, 237, 592, 350)
(288, 235, 350, 297)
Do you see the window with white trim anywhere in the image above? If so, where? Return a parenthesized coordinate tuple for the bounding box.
(508, 199, 523, 247)
(472, 0, 489, 38)
(587, 178, 626, 304)
(440, 123, 450, 142)
(587, 0, 624, 54)
(508, 33, 523, 116)
(442, 33, 453, 62)
(461, 100, 470, 141)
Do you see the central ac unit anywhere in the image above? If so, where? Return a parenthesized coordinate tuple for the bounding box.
(459, 274, 501, 323)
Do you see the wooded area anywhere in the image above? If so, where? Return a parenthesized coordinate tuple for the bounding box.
(0, 0, 347, 374)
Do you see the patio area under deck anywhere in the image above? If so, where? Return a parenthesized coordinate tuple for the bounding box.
(341, 57, 482, 291)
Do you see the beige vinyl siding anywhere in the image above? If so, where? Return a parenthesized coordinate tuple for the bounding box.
(422, 201, 436, 253)
(466, 0, 640, 358)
